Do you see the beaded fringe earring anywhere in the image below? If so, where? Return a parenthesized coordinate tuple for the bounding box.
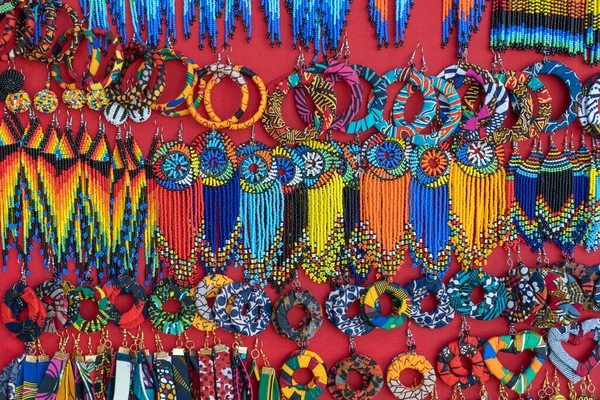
(152, 125, 204, 285)
(237, 141, 285, 288)
(586, 139, 600, 250)
(535, 134, 575, 255)
(449, 138, 507, 268)
(360, 134, 410, 279)
(192, 129, 241, 275)
(504, 141, 521, 251)
(261, 0, 282, 46)
(85, 121, 113, 281)
(408, 144, 453, 280)
(297, 140, 345, 283)
(571, 134, 592, 249)
(269, 145, 306, 292)
(21, 111, 51, 265)
(109, 128, 129, 278)
(336, 142, 370, 285)
(0, 111, 24, 268)
(144, 129, 160, 285)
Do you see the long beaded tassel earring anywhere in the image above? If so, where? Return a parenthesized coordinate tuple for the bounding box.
(585, 138, 600, 250)
(143, 126, 160, 285)
(192, 129, 241, 275)
(20, 110, 51, 265)
(237, 139, 285, 288)
(84, 120, 113, 281)
(503, 141, 521, 251)
(152, 124, 204, 285)
(408, 144, 453, 280)
(109, 127, 129, 278)
(571, 134, 592, 249)
(296, 140, 345, 284)
(0, 110, 25, 269)
(360, 133, 411, 279)
(269, 145, 307, 292)
(513, 138, 543, 251)
(449, 138, 507, 268)
(535, 134, 575, 255)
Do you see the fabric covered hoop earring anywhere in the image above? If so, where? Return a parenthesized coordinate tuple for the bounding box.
(505, 70, 552, 137)
(186, 63, 249, 128)
(436, 336, 488, 389)
(393, 75, 461, 145)
(213, 281, 252, 333)
(447, 270, 508, 321)
(387, 353, 436, 399)
(150, 47, 198, 114)
(490, 72, 536, 143)
(293, 60, 363, 132)
(344, 64, 386, 134)
(438, 62, 508, 141)
(579, 73, 600, 138)
(34, 279, 70, 333)
(102, 275, 147, 330)
(533, 267, 585, 328)
(230, 287, 272, 336)
(272, 290, 323, 342)
(482, 330, 547, 394)
(375, 68, 437, 139)
(361, 280, 412, 330)
(501, 265, 546, 324)
(326, 284, 374, 337)
(262, 71, 336, 144)
(280, 349, 328, 400)
(405, 278, 455, 329)
(71, 285, 113, 333)
(0, 4, 35, 61)
(148, 279, 195, 335)
(1, 283, 46, 342)
(523, 60, 582, 132)
(204, 65, 268, 130)
(194, 274, 233, 324)
(327, 354, 383, 400)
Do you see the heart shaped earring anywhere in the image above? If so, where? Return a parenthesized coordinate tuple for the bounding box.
(548, 318, 600, 384)
(482, 330, 547, 395)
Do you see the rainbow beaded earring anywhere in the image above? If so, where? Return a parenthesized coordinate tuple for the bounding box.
(34, 70, 58, 114)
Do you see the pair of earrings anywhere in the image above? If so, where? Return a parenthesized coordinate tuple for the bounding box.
(1, 66, 58, 114)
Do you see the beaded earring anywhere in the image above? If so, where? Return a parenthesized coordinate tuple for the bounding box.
(192, 129, 241, 276)
(0, 65, 25, 102)
(297, 140, 345, 284)
(6, 79, 31, 114)
(237, 137, 285, 288)
(449, 138, 507, 268)
(571, 135, 592, 249)
(151, 123, 203, 285)
(536, 134, 576, 255)
(268, 144, 306, 292)
(360, 133, 410, 279)
(33, 70, 58, 114)
(0, 111, 23, 267)
(408, 144, 453, 280)
(19, 111, 49, 265)
(586, 139, 600, 251)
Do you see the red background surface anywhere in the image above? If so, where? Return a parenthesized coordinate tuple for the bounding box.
(3, 0, 600, 399)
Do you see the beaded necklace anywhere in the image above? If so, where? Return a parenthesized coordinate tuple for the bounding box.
(360, 133, 410, 279)
(192, 129, 241, 275)
(237, 140, 285, 288)
(449, 138, 507, 268)
(535, 135, 576, 255)
(152, 125, 203, 285)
